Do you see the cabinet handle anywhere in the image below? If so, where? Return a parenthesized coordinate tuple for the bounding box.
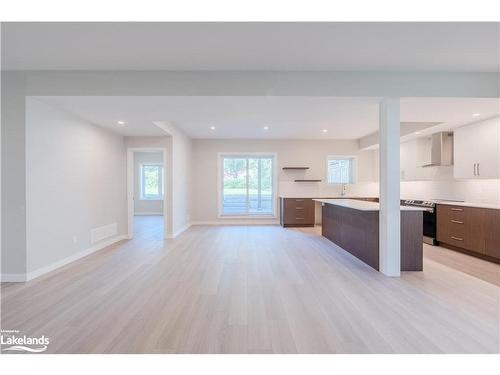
(295, 217, 305, 220)
(451, 236, 464, 241)
(295, 199, 304, 202)
(477, 163, 480, 176)
(473, 163, 477, 176)
(451, 220, 464, 224)
(295, 207, 305, 210)
(450, 208, 463, 211)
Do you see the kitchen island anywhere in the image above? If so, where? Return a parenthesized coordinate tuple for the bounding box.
(314, 199, 424, 272)
(279, 196, 379, 227)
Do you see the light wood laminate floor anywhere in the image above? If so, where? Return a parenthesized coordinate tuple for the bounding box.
(1, 216, 499, 354)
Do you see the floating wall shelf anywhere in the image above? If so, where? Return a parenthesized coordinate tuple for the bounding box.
(294, 179, 322, 182)
(282, 167, 310, 170)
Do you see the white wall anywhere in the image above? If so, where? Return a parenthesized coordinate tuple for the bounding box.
(170, 128, 192, 235)
(150, 122, 193, 236)
(1, 73, 27, 277)
(191, 139, 377, 223)
(25, 98, 127, 274)
(133, 151, 164, 215)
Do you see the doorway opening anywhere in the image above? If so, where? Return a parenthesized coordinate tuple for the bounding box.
(127, 148, 167, 239)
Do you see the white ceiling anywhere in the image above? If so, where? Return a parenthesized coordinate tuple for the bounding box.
(3, 22, 499, 71)
(35, 96, 500, 140)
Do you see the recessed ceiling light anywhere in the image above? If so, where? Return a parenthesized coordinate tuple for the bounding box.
(210, 126, 216, 130)
(472, 113, 481, 117)
(117, 121, 126, 126)
(263, 126, 269, 130)
(322, 129, 328, 133)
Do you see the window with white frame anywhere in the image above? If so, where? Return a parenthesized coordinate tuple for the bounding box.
(327, 156, 356, 184)
(220, 154, 275, 216)
(140, 164, 164, 200)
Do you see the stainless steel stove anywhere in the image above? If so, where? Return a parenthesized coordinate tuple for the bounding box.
(402, 200, 437, 245)
(403, 199, 436, 210)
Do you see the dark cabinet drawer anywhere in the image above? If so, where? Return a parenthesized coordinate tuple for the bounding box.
(436, 204, 487, 255)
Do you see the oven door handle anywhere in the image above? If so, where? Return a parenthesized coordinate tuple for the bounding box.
(421, 208, 435, 213)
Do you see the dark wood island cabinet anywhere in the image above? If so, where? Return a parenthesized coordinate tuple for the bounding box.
(316, 199, 423, 272)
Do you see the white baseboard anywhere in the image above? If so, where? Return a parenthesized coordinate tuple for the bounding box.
(1, 235, 127, 283)
(165, 222, 192, 239)
(1, 273, 27, 282)
(134, 212, 163, 216)
(191, 220, 280, 225)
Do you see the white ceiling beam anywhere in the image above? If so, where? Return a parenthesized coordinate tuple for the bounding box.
(7, 71, 499, 98)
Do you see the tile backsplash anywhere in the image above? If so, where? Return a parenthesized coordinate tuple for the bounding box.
(351, 179, 500, 204)
(280, 179, 500, 205)
(399, 179, 500, 204)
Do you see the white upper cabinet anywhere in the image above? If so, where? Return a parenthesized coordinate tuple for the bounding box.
(400, 137, 447, 181)
(454, 117, 500, 179)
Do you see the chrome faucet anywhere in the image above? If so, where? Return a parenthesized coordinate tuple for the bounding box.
(341, 183, 347, 196)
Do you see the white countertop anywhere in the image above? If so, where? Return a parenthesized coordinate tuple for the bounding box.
(279, 195, 375, 199)
(313, 198, 425, 211)
(281, 195, 500, 210)
(434, 201, 500, 210)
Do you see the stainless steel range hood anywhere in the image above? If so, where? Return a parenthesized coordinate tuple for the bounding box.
(421, 132, 454, 167)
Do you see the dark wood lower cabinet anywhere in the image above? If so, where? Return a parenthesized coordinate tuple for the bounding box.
(484, 209, 500, 260)
(436, 204, 500, 263)
(280, 198, 315, 227)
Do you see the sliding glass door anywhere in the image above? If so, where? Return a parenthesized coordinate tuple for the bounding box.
(221, 155, 275, 216)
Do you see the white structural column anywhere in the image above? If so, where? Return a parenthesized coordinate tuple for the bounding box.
(379, 98, 401, 277)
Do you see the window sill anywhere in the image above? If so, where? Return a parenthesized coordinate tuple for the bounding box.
(139, 198, 164, 201)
